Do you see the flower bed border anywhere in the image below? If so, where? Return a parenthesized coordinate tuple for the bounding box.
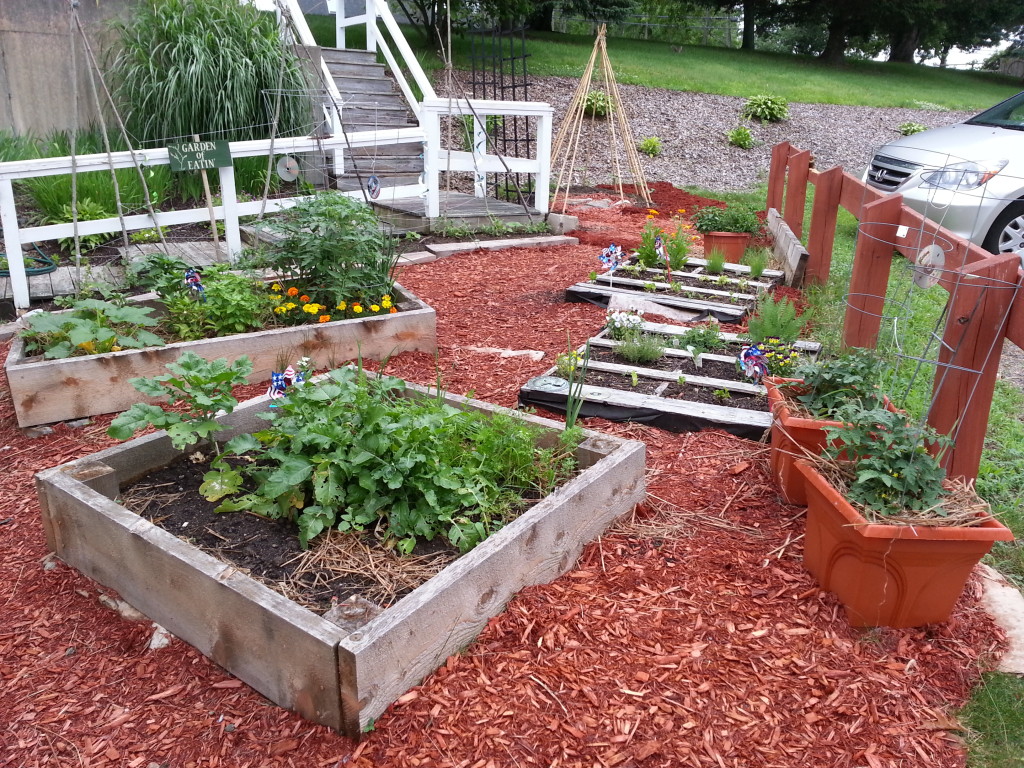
(5, 283, 436, 428)
(35, 382, 646, 738)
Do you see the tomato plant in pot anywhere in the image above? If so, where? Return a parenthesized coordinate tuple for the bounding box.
(692, 205, 762, 264)
(764, 348, 891, 505)
(795, 403, 1013, 628)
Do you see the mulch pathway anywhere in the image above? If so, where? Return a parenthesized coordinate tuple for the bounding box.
(0, 186, 1004, 767)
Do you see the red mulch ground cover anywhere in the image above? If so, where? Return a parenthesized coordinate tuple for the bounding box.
(0, 191, 1004, 767)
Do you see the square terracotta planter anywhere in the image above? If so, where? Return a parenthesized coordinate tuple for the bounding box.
(6, 283, 436, 428)
(35, 382, 646, 737)
(795, 459, 1014, 628)
(764, 377, 896, 506)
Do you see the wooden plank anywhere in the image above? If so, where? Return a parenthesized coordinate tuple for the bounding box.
(594, 274, 757, 302)
(565, 283, 747, 322)
(766, 141, 791, 212)
(782, 149, 812, 239)
(929, 253, 1020, 481)
(36, 382, 645, 738)
(5, 283, 436, 427)
(838, 171, 886, 219)
(584, 358, 765, 395)
(842, 195, 903, 349)
(618, 265, 777, 291)
(806, 165, 843, 285)
(587, 336, 739, 365)
(766, 208, 809, 287)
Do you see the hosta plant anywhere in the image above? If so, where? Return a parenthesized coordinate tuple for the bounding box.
(741, 93, 790, 123)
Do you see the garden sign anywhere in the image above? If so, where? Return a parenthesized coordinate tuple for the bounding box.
(168, 140, 232, 172)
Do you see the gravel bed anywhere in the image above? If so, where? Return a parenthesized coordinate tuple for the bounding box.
(522, 76, 973, 191)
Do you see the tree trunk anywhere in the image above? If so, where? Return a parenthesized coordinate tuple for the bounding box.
(741, 1, 756, 50)
(887, 26, 921, 63)
(820, 19, 848, 65)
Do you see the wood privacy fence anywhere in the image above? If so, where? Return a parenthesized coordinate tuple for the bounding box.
(767, 141, 1024, 482)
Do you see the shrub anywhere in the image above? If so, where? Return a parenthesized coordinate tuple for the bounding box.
(741, 94, 790, 123)
(899, 121, 927, 136)
(585, 90, 613, 118)
(726, 126, 755, 149)
(639, 136, 662, 157)
(692, 205, 762, 235)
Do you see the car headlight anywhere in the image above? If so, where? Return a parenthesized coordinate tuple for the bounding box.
(921, 160, 1008, 190)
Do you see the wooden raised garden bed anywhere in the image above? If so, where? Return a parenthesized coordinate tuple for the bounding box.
(34, 382, 646, 738)
(519, 321, 821, 440)
(565, 258, 786, 322)
(6, 283, 435, 428)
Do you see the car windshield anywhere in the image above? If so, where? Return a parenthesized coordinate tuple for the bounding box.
(966, 91, 1024, 131)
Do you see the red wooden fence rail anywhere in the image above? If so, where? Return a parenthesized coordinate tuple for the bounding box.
(766, 141, 1024, 481)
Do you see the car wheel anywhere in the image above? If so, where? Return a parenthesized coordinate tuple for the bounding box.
(983, 200, 1024, 254)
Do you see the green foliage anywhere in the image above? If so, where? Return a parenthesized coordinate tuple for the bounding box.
(713, 388, 731, 400)
(46, 198, 113, 254)
(204, 367, 580, 552)
(726, 126, 755, 149)
(130, 227, 163, 245)
(960, 672, 1024, 767)
(616, 332, 664, 365)
(746, 294, 808, 343)
(741, 93, 790, 123)
(255, 192, 395, 306)
(638, 136, 662, 157)
(674, 323, 723, 355)
(125, 251, 191, 294)
(107, 352, 253, 452)
(742, 248, 770, 278)
(633, 220, 691, 270)
(824, 403, 951, 519)
(162, 267, 275, 340)
(431, 218, 476, 239)
(19, 298, 164, 359)
(108, 0, 312, 149)
(756, 338, 801, 378)
(584, 90, 613, 118)
(898, 121, 928, 136)
(704, 249, 727, 274)
(692, 205, 762, 235)
(790, 348, 887, 418)
(604, 309, 646, 340)
(555, 348, 584, 379)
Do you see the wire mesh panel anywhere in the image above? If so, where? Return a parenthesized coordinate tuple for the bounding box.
(468, 27, 534, 206)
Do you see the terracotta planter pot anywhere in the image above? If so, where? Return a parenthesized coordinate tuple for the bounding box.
(795, 459, 1014, 628)
(701, 231, 751, 263)
(764, 377, 896, 506)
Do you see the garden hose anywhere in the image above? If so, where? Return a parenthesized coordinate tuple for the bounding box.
(0, 243, 57, 277)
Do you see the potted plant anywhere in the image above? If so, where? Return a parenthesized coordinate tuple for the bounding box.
(794, 403, 1013, 628)
(692, 205, 762, 263)
(763, 348, 890, 505)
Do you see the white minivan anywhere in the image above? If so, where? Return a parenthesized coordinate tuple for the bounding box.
(865, 91, 1024, 255)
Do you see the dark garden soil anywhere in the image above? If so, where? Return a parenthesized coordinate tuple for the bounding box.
(589, 347, 742, 380)
(0, 181, 1007, 768)
(583, 369, 769, 412)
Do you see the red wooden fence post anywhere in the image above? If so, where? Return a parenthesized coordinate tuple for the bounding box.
(929, 254, 1021, 480)
(842, 195, 903, 349)
(782, 150, 811, 239)
(805, 165, 843, 285)
(766, 142, 790, 212)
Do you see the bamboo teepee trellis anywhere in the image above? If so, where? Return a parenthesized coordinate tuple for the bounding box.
(551, 24, 652, 212)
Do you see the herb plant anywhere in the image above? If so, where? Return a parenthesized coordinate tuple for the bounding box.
(617, 332, 664, 365)
(204, 366, 581, 552)
(639, 136, 662, 157)
(107, 352, 253, 452)
(692, 205, 762, 235)
(19, 298, 165, 359)
(789, 348, 887, 418)
(705, 249, 727, 274)
(675, 323, 722, 355)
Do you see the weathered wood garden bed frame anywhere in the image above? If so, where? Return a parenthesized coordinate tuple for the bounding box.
(519, 322, 821, 440)
(6, 283, 435, 428)
(35, 380, 646, 738)
(564, 257, 786, 322)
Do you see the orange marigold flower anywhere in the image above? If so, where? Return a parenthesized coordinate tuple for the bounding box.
(300, 295, 310, 303)
(389, 307, 397, 314)
(286, 286, 299, 297)
(318, 315, 331, 323)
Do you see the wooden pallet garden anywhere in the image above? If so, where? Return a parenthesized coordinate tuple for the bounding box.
(564, 257, 786, 322)
(519, 321, 821, 440)
(35, 380, 647, 739)
(5, 283, 435, 428)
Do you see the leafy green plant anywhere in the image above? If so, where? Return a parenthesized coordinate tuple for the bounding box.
(642, 281, 657, 292)
(713, 388, 732, 400)
(431, 219, 476, 238)
(130, 227, 163, 245)
(107, 353, 253, 453)
(743, 248, 770, 278)
(584, 90, 613, 118)
(639, 136, 662, 157)
(628, 370, 640, 387)
(46, 198, 113, 254)
(616, 332, 664, 365)
(704, 249, 727, 274)
(726, 126, 755, 149)
(788, 348, 887, 418)
(555, 348, 584, 379)
(741, 93, 790, 123)
(755, 338, 801, 377)
(254, 192, 395, 306)
(634, 220, 691, 270)
(605, 309, 645, 340)
(823, 403, 952, 519)
(675, 323, 722, 355)
(162, 267, 275, 340)
(203, 366, 581, 552)
(125, 251, 191, 294)
(692, 205, 762, 235)
(898, 121, 927, 136)
(746, 294, 809, 343)
(19, 298, 165, 359)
